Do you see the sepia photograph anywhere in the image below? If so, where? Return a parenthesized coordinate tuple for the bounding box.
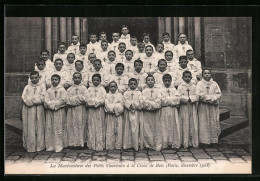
(4, 16, 252, 174)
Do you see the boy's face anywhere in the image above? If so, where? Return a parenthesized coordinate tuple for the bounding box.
(54, 60, 63, 71)
(183, 73, 192, 83)
(100, 34, 107, 41)
(80, 46, 87, 55)
(179, 34, 187, 44)
(94, 61, 102, 71)
(92, 77, 101, 87)
(36, 61, 46, 71)
(73, 74, 82, 85)
(51, 76, 60, 87)
(109, 82, 118, 93)
(40, 52, 49, 61)
(118, 44, 126, 53)
(143, 36, 150, 43)
(129, 80, 138, 90)
(67, 54, 75, 64)
(187, 51, 194, 60)
(90, 35, 97, 43)
(137, 43, 145, 53)
(122, 27, 129, 35)
(134, 62, 143, 73)
(165, 52, 173, 61)
(116, 66, 124, 75)
(145, 47, 153, 57)
(108, 52, 116, 62)
(125, 51, 133, 60)
(88, 54, 96, 64)
(163, 78, 172, 88)
(72, 36, 79, 45)
(158, 61, 167, 72)
(179, 59, 188, 69)
(30, 74, 40, 84)
(162, 35, 170, 42)
(146, 77, 155, 88)
(203, 70, 212, 81)
(112, 33, 120, 42)
(130, 38, 137, 46)
(75, 62, 83, 72)
(156, 44, 164, 53)
(101, 42, 108, 51)
(58, 45, 66, 53)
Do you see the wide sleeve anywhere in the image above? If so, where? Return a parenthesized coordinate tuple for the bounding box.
(196, 82, 207, 102)
(169, 89, 181, 106)
(114, 94, 124, 116)
(102, 74, 110, 88)
(123, 92, 132, 110)
(44, 90, 55, 110)
(66, 88, 79, 106)
(22, 85, 34, 107)
(32, 84, 46, 105)
(151, 90, 162, 110)
(160, 89, 168, 107)
(132, 92, 143, 110)
(208, 83, 222, 104)
(178, 85, 189, 104)
(96, 87, 106, 106)
(54, 88, 67, 110)
(189, 85, 199, 103)
(104, 94, 114, 113)
(142, 90, 152, 110)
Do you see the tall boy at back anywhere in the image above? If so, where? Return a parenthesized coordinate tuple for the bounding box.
(67, 35, 80, 55)
(53, 42, 67, 63)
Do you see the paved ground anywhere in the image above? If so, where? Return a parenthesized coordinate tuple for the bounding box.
(5, 127, 251, 164)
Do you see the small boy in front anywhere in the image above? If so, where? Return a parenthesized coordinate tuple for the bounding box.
(44, 74, 68, 152)
(67, 35, 80, 55)
(160, 74, 180, 149)
(53, 42, 67, 63)
(22, 71, 46, 152)
(123, 78, 143, 151)
(85, 73, 106, 151)
(177, 71, 199, 148)
(66, 72, 88, 149)
(105, 81, 124, 150)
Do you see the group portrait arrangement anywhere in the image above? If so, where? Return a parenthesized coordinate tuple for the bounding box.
(22, 25, 222, 154)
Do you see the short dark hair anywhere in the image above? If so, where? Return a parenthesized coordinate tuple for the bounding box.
(115, 63, 125, 70)
(183, 70, 192, 77)
(118, 42, 126, 46)
(125, 49, 133, 55)
(30, 71, 39, 77)
(73, 72, 82, 78)
(165, 50, 173, 56)
(108, 50, 116, 55)
(67, 53, 75, 58)
(40, 49, 49, 55)
(186, 49, 194, 55)
(54, 58, 63, 63)
(100, 31, 106, 36)
(134, 59, 143, 66)
(162, 32, 170, 37)
(101, 40, 108, 45)
(109, 81, 117, 87)
(202, 68, 212, 76)
(92, 73, 101, 81)
(94, 59, 102, 64)
(79, 44, 87, 48)
(51, 74, 61, 80)
(128, 78, 138, 84)
(146, 74, 155, 81)
(179, 56, 187, 62)
(121, 25, 128, 29)
(163, 74, 172, 80)
(36, 59, 45, 64)
(89, 33, 97, 37)
(58, 42, 66, 47)
(158, 59, 167, 66)
(145, 45, 154, 51)
(75, 60, 83, 65)
(143, 33, 150, 38)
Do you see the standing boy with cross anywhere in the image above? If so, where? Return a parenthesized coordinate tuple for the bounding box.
(177, 71, 199, 148)
(109, 63, 128, 93)
(44, 74, 68, 152)
(87, 33, 100, 54)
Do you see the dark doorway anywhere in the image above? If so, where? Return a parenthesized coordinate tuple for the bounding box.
(87, 17, 158, 45)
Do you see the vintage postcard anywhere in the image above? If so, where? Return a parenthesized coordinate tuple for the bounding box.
(4, 15, 252, 174)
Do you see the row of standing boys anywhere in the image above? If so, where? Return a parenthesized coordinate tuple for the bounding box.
(22, 25, 222, 153)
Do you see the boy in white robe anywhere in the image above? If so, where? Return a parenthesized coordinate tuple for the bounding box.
(22, 71, 46, 152)
(174, 33, 193, 62)
(154, 42, 165, 60)
(87, 33, 100, 54)
(119, 25, 131, 47)
(75, 44, 88, 65)
(128, 59, 148, 91)
(143, 45, 158, 74)
(174, 56, 195, 87)
(104, 51, 117, 76)
(66, 35, 80, 55)
(143, 33, 156, 50)
(116, 42, 127, 62)
(32, 59, 50, 87)
(187, 49, 202, 81)
(97, 40, 110, 63)
(35, 49, 54, 72)
(53, 42, 67, 63)
(160, 74, 180, 149)
(66, 72, 88, 148)
(165, 50, 178, 72)
(105, 81, 124, 150)
(153, 59, 172, 88)
(162, 32, 175, 52)
(123, 78, 143, 151)
(98, 32, 109, 48)
(44, 74, 68, 152)
(142, 75, 162, 151)
(128, 36, 138, 54)
(109, 32, 120, 52)
(73, 60, 89, 87)
(47, 59, 71, 89)
(64, 53, 76, 77)
(134, 42, 146, 60)
(109, 63, 128, 94)
(85, 73, 106, 151)
(86, 53, 96, 72)
(88, 59, 110, 88)
(177, 71, 199, 148)
(123, 50, 135, 76)
(196, 69, 222, 148)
